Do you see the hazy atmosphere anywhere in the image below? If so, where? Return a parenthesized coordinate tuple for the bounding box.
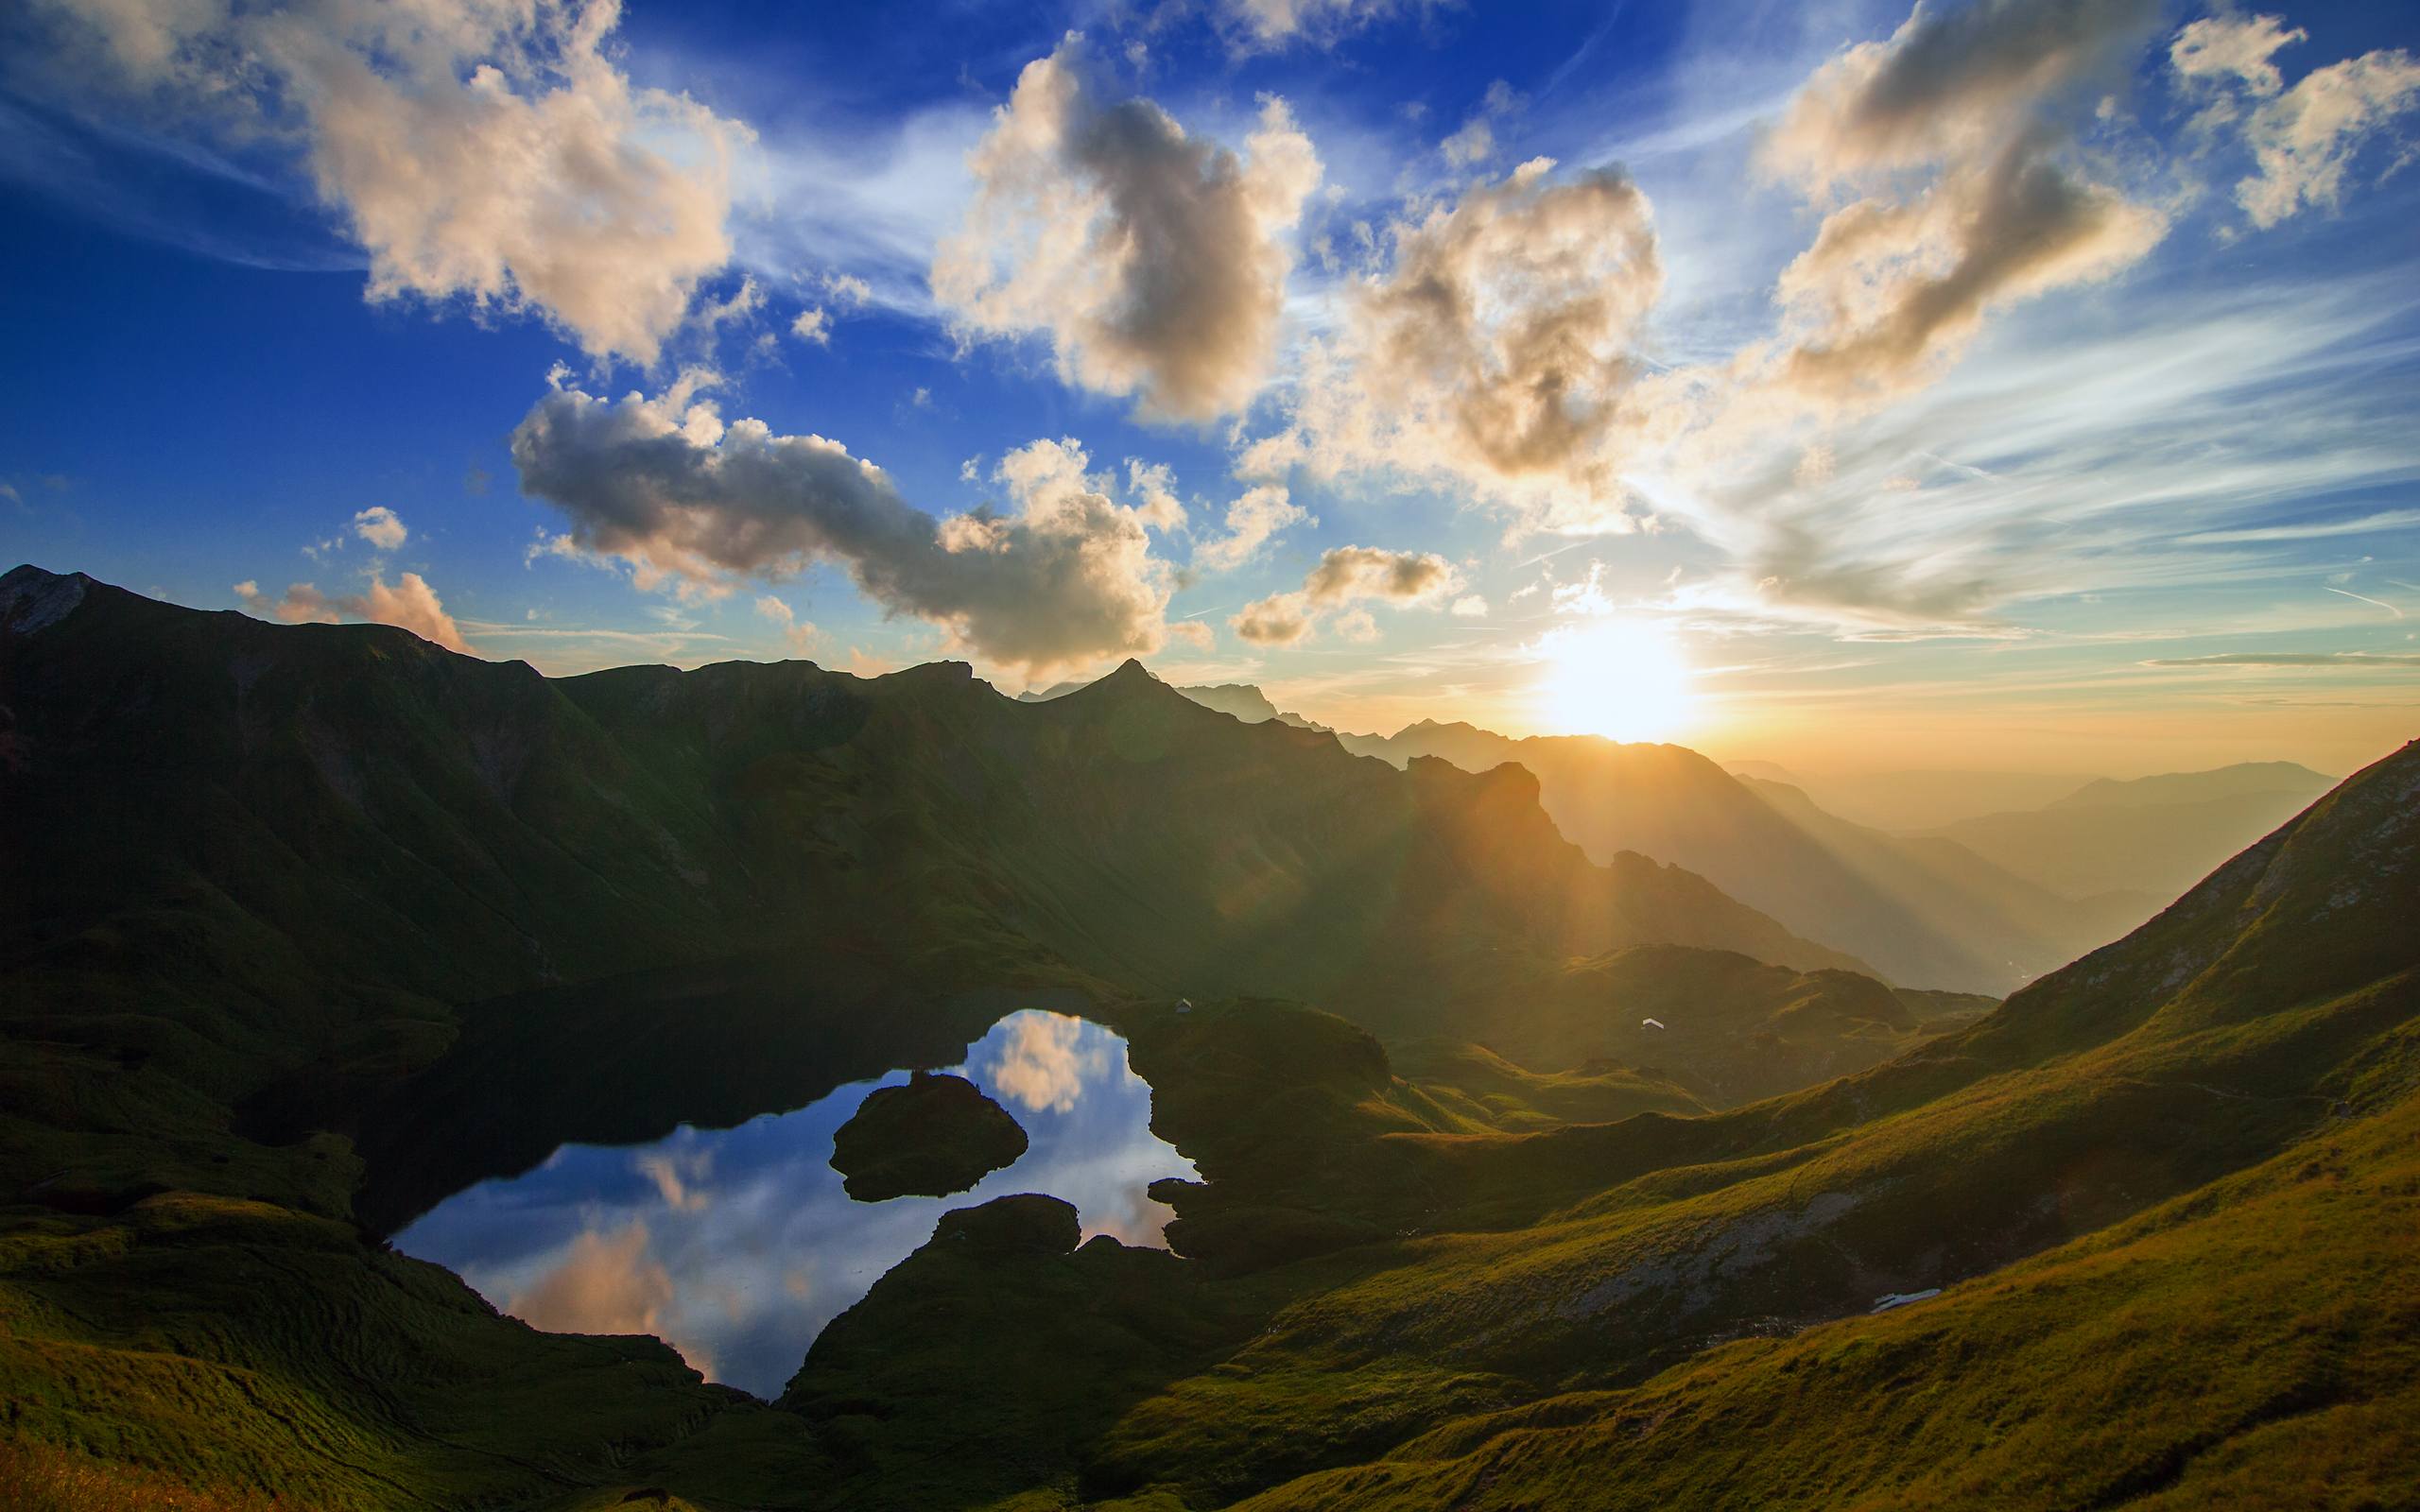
(4, 3, 2417, 1510)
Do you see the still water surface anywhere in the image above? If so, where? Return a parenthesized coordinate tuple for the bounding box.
(393, 1010, 1194, 1397)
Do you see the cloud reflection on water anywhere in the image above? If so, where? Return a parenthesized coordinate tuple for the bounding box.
(394, 1010, 1192, 1398)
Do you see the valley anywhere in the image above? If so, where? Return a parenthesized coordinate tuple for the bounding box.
(3, 566, 2414, 1509)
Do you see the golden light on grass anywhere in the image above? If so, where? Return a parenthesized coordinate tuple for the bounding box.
(1535, 618, 1694, 743)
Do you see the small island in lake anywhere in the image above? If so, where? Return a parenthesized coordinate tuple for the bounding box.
(829, 1071, 1029, 1201)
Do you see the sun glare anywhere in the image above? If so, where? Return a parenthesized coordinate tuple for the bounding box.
(1536, 619, 1694, 743)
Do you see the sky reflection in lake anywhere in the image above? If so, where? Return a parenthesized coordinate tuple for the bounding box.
(392, 1010, 1194, 1398)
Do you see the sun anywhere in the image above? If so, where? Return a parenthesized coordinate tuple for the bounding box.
(1535, 618, 1694, 743)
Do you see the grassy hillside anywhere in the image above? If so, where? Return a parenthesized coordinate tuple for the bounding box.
(791, 739, 2419, 1509)
(1426, 944, 1996, 1106)
(3, 564, 2412, 1510)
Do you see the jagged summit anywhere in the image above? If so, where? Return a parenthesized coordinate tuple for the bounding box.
(1, 562, 96, 636)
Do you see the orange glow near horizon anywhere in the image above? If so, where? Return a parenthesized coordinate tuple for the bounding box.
(1533, 619, 1696, 744)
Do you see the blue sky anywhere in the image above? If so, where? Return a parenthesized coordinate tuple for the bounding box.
(2, 0, 2415, 774)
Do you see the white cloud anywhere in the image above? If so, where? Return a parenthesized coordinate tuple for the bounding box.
(33, 0, 750, 365)
(1754, 0, 2169, 410)
(352, 505, 406, 551)
(790, 307, 832, 346)
(1123, 459, 1186, 532)
(234, 569, 472, 652)
(931, 34, 1322, 422)
(753, 593, 817, 655)
(1231, 543, 1458, 644)
(1191, 484, 1309, 573)
(511, 382, 1184, 675)
(1450, 593, 1488, 618)
(2171, 16, 2420, 229)
(1245, 157, 1663, 530)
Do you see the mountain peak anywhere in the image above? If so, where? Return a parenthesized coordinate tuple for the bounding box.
(1, 563, 95, 636)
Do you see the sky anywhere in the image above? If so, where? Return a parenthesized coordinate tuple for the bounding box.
(1, 0, 2415, 777)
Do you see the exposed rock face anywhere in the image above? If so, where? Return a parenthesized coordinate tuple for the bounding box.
(829, 1071, 1028, 1201)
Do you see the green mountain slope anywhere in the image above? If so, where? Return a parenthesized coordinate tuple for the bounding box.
(786, 739, 2417, 1509)
(0, 564, 1860, 1212)
(4, 562, 2411, 1511)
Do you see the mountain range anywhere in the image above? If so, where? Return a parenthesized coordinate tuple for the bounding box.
(3, 563, 2413, 1511)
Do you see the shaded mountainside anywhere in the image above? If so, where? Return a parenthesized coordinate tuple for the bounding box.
(1342, 718, 2135, 992)
(1927, 761, 2335, 906)
(0, 563, 1853, 1211)
(3, 560, 2414, 1511)
(794, 739, 2419, 1510)
(1426, 944, 1996, 1108)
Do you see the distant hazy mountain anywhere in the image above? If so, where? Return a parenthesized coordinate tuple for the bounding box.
(1722, 761, 2100, 832)
(1037, 674, 1325, 729)
(1344, 718, 2135, 992)
(2046, 761, 2333, 810)
(1925, 761, 2332, 906)
(1167, 681, 1326, 729)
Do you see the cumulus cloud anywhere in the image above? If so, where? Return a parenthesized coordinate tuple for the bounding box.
(931, 34, 1322, 421)
(510, 380, 1184, 675)
(1190, 484, 1309, 573)
(753, 594, 817, 655)
(1450, 593, 1488, 618)
(1231, 594, 1313, 645)
(1755, 0, 2169, 409)
(234, 571, 473, 652)
(790, 307, 832, 346)
(31, 0, 748, 365)
(2172, 15, 2420, 229)
(352, 505, 406, 551)
(1123, 460, 1187, 532)
(1246, 157, 1663, 528)
(1231, 543, 1458, 644)
(2171, 12, 2307, 100)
